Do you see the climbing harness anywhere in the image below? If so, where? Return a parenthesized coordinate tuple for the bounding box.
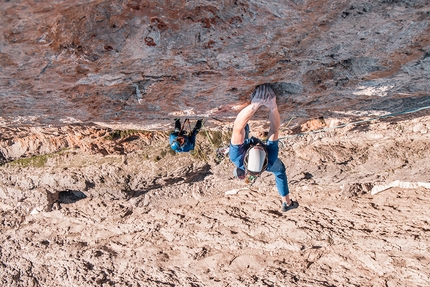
(179, 118, 191, 135)
(173, 118, 191, 146)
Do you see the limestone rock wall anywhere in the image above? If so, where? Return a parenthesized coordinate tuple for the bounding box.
(1, 0, 430, 128)
(2, 1, 430, 286)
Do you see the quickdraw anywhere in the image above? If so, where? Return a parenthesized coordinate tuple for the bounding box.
(245, 174, 258, 185)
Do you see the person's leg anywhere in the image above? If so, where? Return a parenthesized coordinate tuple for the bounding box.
(267, 158, 290, 198)
(188, 133, 196, 148)
(192, 119, 203, 135)
(174, 118, 181, 132)
(266, 139, 297, 211)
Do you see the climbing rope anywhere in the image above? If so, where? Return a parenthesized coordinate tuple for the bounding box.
(278, 105, 430, 141)
(201, 120, 215, 148)
(184, 118, 192, 134)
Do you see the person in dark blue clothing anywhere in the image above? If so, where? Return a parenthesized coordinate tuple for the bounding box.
(170, 118, 203, 152)
(229, 84, 299, 212)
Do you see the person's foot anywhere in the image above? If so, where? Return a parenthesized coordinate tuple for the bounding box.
(281, 200, 299, 212)
(194, 119, 203, 132)
(174, 118, 181, 132)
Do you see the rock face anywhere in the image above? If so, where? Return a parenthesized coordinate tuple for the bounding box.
(1, 0, 430, 128)
(1, 1, 430, 286)
(1, 115, 430, 286)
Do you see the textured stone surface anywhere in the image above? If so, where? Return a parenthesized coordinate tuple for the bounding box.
(1, 1, 430, 286)
(1, 0, 430, 129)
(1, 115, 430, 286)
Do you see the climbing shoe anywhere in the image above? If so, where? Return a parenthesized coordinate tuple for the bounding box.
(194, 119, 203, 132)
(174, 118, 181, 132)
(281, 200, 299, 212)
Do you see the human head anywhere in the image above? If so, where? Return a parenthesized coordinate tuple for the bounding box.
(171, 136, 185, 151)
(244, 144, 268, 175)
(171, 141, 180, 151)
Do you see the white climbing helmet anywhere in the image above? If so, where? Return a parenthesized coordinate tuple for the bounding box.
(244, 144, 268, 175)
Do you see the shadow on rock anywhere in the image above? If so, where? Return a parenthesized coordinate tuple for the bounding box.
(183, 163, 212, 184)
(128, 163, 212, 198)
(58, 190, 87, 204)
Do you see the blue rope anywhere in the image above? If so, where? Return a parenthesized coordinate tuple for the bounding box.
(278, 105, 430, 141)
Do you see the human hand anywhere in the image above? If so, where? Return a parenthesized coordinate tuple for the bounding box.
(264, 96, 277, 110)
(250, 91, 267, 107)
(251, 84, 277, 109)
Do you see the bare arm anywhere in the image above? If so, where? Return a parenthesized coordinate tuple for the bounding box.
(231, 103, 260, 145)
(231, 84, 279, 144)
(267, 106, 280, 141)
